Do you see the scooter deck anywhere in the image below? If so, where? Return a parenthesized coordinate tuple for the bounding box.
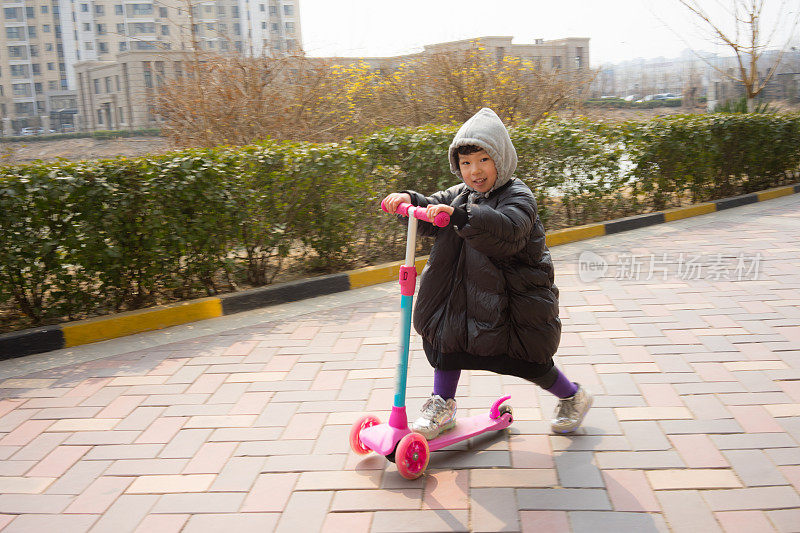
(427, 411, 513, 452)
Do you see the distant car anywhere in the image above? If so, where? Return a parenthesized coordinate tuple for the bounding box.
(60, 125, 76, 133)
(623, 95, 639, 102)
(19, 127, 39, 136)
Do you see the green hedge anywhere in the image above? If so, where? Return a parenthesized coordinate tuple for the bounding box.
(2, 114, 799, 330)
(1, 128, 161, 143)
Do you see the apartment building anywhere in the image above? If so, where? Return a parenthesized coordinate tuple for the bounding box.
(1, 0, 302, 134)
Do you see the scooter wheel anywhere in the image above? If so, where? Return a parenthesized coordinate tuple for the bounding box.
(499, 404, 513, 422)
(349, 414, 380, 455)
(395, 432, 429, 479)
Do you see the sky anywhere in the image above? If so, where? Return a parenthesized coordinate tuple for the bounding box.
(298, 0, 800, 66)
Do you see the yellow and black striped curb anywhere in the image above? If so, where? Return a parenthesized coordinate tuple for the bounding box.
(2, 183, 798, 360)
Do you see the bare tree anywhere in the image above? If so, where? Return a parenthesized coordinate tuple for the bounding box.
(677, 0, 800, 111)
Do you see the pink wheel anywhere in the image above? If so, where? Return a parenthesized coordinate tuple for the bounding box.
(395, 432, 429, 479)
(349, 414, 380, 455)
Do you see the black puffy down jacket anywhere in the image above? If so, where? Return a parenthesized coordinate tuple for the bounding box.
(407, 178, 561, 365)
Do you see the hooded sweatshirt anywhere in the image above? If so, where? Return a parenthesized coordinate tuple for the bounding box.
(405, 107, 561, 366)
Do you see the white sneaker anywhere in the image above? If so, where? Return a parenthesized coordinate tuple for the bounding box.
(410, 395, 457, 440)
(551, 384, 593, 434)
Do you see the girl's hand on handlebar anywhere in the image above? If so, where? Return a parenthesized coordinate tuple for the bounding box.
(425, 204, 454, 221)
(382, 192, 411, 214)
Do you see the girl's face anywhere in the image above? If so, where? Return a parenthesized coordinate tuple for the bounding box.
(459, 149, 498, 193)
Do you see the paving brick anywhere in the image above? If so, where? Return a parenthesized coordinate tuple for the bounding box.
(239, 473, 298, 512)
(470, 468, 558, 488)
(126, 474, 215, 494)
(619, 421, 669, 450)
(0, 494, 74, 514)
(132, 514, 189, 533)
(555, 451, 604, 488)
(659, 419, 742, 435)
(710, 432, 797, 450)
(84, 444, 164, 461)
(602, 469, 660, 512)
(26, 445, 91, 477)
(594, 450, 684, 469)
(295, 469, 382, 491)
(568, 511, 669, 533)
(766, 508, 800, 533)
(714, 510, 777, 533)
(64, 476, 134, 514)
(727, 405, 785, 433)
(320, 512, 373, 533)
(470, 487, 519, 532)
(668, 434, 729, 468)
(516, 488, 611, 510)
(371, 510, 469, 532)
(115, 407, 166, 431)
(723, 449, 790, 487)
(150, 492, 246, 514)
(702, 486, 800, 511)
(656, 490, 723, 533)
(0, 419, 54, 446)
(183, 513, 279, 533)
(519, 511, 570, 533)
(1, 514, 98, 533)
(331, 489, 421, 512)
(159, 429, 213, 459)
(509, 434, 554, 469)
(182, 442, 237, 474)
(45, 459, 112, 495)
(0, 477, 55, 494)
(647, 468, 742, 489)
(615, 406, 692, 421)
(105, 459, 189, 476)
(275, 490, 333, 533)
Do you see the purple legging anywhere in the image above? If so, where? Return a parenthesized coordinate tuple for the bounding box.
(433, 368, 461, 400)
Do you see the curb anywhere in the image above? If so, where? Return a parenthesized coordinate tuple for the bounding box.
(2, 183, 798, 360)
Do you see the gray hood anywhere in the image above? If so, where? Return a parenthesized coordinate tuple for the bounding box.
(448, 107, 518, 196)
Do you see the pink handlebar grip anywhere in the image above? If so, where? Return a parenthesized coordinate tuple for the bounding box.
(381, 200, 450, 228)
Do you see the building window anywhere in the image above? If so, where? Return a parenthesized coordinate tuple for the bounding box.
(25, 6, 35, 18)
(99, 42, 108, 53)
(97, 109, 103, 124)
(8, 46, 27, 59)
(81, 3, 89, 12)
(45, 43, 53, 51)
(259, 4, 265, 11)
(85, 41, 94, 50)
(134, 41, 156, 50)
(284, 22, 294, 34)
(30, 45, 39, 57)
(32, 64, 40, 75)
(93, 79, 100, 93)
(128, 4, 153, 16)
(11, 64, 30, 77)
(13, 83, 32, 96)
(115, 4, 123, 15)
(47, 62, 54, 71)
(16, 102, 35, 115)
(233, 23, 240, 35)
(34, 82, 42, 93)
(97, 24, 106, 35)
(159, 6, 167, 17)
(105, 76, 112, 92)
(220, 40, 228, 50)
(115, 75, 120, 90)
(161, 25, 169, 35)
(270, 23, 278, 33)
(43, 24, 51, 32)
(95, 4, 104, 14)
(48, 80, 58, 90)
(269, 5, 277, 15)
(232, 6, 239, 17)
(6, 27, 23, 40)
(283, 4, 293, 15)
(217, 6, 225, 15)
(118, 107, 124, 122)
(28, 26, 36, 38)
(41, 5, 49, 14)
(119, 42, 127, 51)
(143, 62, 152, 88)
(83, 23, 91, 31)
(4, 7, 21, 19)
(261, 21, 266, 29)
(117, 23, 125, 34)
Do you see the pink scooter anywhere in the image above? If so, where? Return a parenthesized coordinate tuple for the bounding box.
(349, 201, 513, 479)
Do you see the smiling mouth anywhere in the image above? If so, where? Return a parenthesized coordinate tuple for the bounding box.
(473, 178, 487, 187)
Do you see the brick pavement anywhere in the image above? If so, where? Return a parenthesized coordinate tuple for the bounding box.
(0, 194, 799, 532)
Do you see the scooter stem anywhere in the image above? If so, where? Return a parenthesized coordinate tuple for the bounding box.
(391, 216, 417, 424)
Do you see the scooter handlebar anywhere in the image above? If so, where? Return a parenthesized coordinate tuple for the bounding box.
(381, 200, 450, 228)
